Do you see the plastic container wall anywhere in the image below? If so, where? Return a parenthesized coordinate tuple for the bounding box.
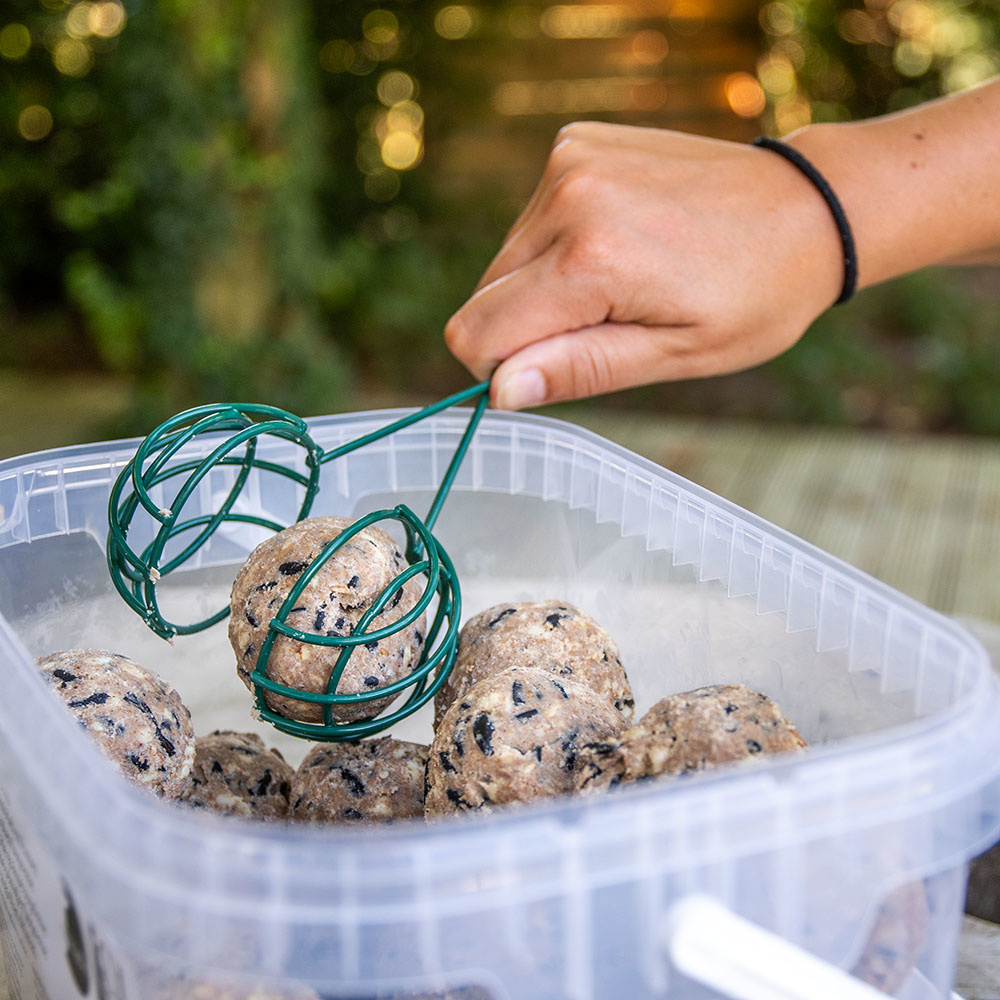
(0, 409, 998, 1000)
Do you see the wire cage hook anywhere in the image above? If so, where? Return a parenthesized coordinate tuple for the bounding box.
(106, 383, 490, 741)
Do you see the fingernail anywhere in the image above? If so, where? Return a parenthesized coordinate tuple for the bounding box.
(496, 368, 547, 410)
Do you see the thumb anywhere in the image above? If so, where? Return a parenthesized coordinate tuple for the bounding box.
(490, 322, 707, 410)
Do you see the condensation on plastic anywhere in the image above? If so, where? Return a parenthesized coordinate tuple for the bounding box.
(0, 409, 999, 1000)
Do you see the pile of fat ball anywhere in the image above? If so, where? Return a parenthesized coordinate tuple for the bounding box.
(39, 515, 807, 824)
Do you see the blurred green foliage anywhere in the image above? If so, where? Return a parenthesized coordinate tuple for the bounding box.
(747, 0, 1000, 433)
(621, 269, 1000, 435)
(771, 270, 1000, 434)
(2, 0, 355, 421)
(0, 0, 997, 436)
(756, 0, 999, 129)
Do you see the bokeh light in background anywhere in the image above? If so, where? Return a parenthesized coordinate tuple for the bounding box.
(435, 5, 479, 39)
(0, 23, 32, 60)
(725, 70, 767, 116)
(17, 103, 53, 140)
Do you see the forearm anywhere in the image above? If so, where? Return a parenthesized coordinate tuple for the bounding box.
(784, 78, 1000, 290)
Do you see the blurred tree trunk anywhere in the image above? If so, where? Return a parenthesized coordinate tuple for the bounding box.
(108, 0, 348, 418)
(195, 0, 298, 345)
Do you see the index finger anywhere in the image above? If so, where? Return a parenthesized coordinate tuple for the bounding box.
(445, 237, 615, 381)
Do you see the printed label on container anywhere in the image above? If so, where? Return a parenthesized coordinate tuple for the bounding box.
(0, 784, 136, 1000)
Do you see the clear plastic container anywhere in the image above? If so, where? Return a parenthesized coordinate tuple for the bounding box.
(0, 407, 998, 1000)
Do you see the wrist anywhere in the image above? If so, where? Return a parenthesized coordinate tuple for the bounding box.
(745, 125, 847, 314)
(783, 83, 1000, 287)
(779, 122, 889, 291)
(752, 136, 857, 305)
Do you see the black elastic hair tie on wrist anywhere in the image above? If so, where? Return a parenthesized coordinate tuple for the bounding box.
(752, 136, 857, 306)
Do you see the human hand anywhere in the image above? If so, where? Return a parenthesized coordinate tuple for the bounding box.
(444, 121, 847, 410)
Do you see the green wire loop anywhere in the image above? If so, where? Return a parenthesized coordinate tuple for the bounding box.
(106, 383, 490, 740)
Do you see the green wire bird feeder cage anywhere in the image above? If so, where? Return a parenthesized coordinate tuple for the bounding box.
(106, 382, 490, 742)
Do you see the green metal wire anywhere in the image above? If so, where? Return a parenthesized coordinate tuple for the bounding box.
(106, 383, 490, 740)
